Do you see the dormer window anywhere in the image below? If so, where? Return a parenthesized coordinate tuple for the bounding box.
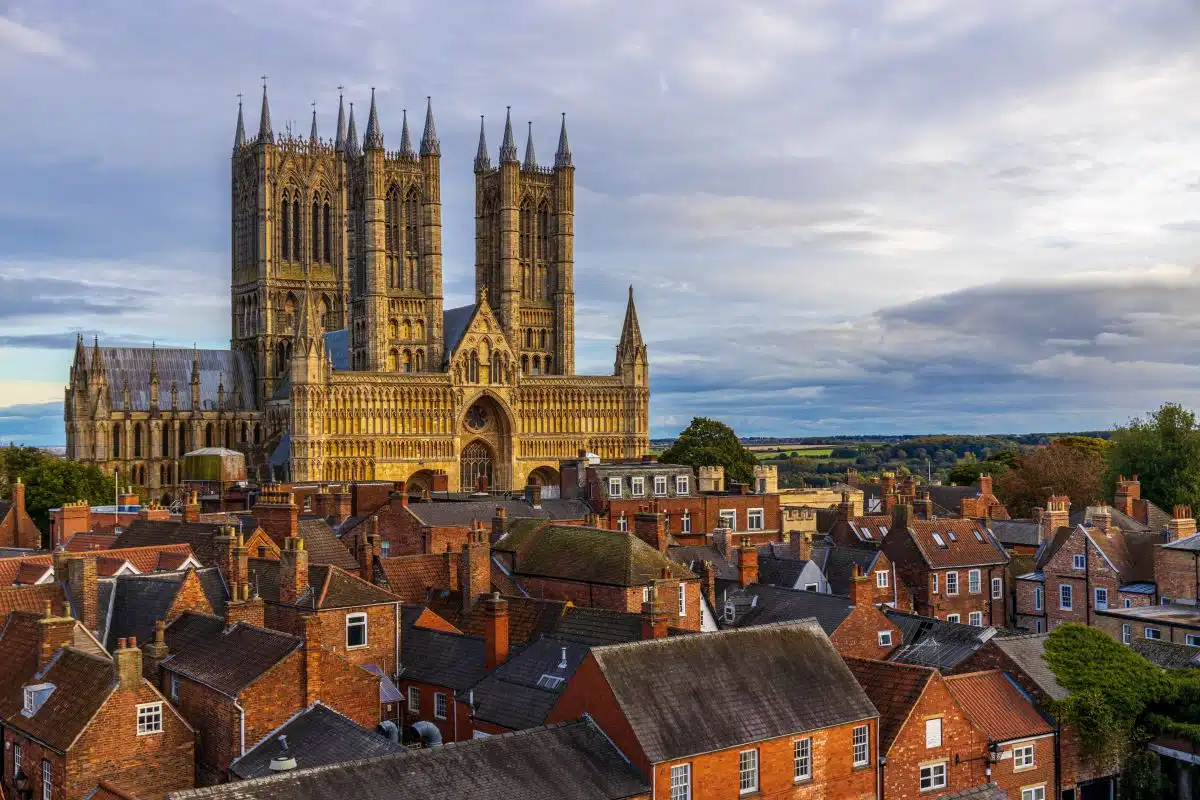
(974, 530, 984, 542)
(676, 475, 689, 495)
(631, 477, 645, 497)
(22, 683, 54, 717)
(654, 476, 668, 496)
(879, 526, 888, 536)
(724, 603, 736, 623)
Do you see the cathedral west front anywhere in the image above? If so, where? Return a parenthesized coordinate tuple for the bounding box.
(64, 85, 650, 498)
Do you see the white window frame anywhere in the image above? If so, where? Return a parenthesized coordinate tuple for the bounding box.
(434, 691, 448, 720)
(804, 583, 819, 592)
(1060, 584, 1073, 611)
(1124, 598, 1132, 609)
(794, 738, 812, 782)
(968, 569, 981, 594)
(724, 603, 735, 623)
(618, 513, 628, 533)
(992, 577, 1003, 600)
(654, 476, 668, 497)
(1013, 742, 1035, 770)
(919, 761, 947, 792)
(1022, 786, 1046, 800)
(1186, 634, 1200, 648)
(946, 614, 961, 623)
(13, 743, 20, 780)
(747, 508, 765, 531)
(1094, 587, 1108, 610)
(170, 673, 179, 701)
(1122, 624, 1131, 645)
(678, 583, 686, 617)
(925, 717, 942, 748)
(946, 572, 959, 596)
(1073, 554, 1085, 570)
(408, 686, 420, 715)
(41, 759, 50, 800)
(136, 702, 163, 736)
(642, 586, 651, 604)
(346, 612, 368, 649)
(1034, 586, 1043, 611)
(738, 749, 759, 795)
(681, 511, 691, 533)
(719, 509, 737, 530)
(676, 475, 689, 495)
(1145, 626, 1162, 640)
(380, 539, 391, 557)
(876, 570, 889, 589)
(669, 763, 691, 800)
(852, 724, 870, 766)
(969, 611, 983, 627)
(631, 477, 645, 498)
(931, 573, 938, 594)
(878, 630, 893, 647)
(608, 477, 622, 497)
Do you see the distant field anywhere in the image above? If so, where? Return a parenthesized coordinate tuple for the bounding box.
(755, 447, 835, 460)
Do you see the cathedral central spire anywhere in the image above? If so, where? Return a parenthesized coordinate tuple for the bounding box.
(500, 106, 519, 164)
(257, 80, 273, 144)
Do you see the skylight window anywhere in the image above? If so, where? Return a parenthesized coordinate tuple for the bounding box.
(931, 533, 947, 548)
(946, 530, 957, 542)
(974, 530, 984, 542)
(536, 674, 565, 690)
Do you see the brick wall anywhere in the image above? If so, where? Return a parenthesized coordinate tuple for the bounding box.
(312, 604, 399, 677)
(1040, 527, 1130, 630)
(1014, 579, 1046, 633)
(398, 678, 460, 744)
(547, 655, 651, 773)
(0, 482, 42, 549)
(599, 494, 782, 539)
(166, 569, 216, 622)
(3, 730, 64, 800)
(515, 575, 702, 631)
(829, 604, 902, 659)
(165, 671, 239, 782)
(988, 735, 1055, 800)
(1155, 546, 1199, 603)
(922, 567, 1005, 625)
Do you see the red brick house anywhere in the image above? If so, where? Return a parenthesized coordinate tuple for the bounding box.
(881, 505, 1009, 627)
(0, 479, 41, 550)
(158, 611, 381, 783)
(548, 621, 880, 800)
(0, 608, 194, 799)
(944, 671, 1056, 800)
(1015, 502, 1162, 634)
(843, 658, 988, 799)
(1152, 507, 1200, 604)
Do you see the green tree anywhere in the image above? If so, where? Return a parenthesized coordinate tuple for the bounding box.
(996, 442, 1104, 517)
(1054, 435, 1112, 461)
(1107, 403, 1200, 510)
(0, 446, 117, 535)
(660, 417, 758, 485)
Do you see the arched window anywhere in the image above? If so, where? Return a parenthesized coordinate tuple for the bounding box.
(532, 355, 541, 376)
(204, 423, 214, 449)
(402, 320, 411, 340)
(540, 330, 547, 349)
(537, 203, 550, 262)
(525, 329, 533, 348)
(415, 320, 424, 339)
(521, 354, 528, 375)
(281, 191, 291, 260)
(311, 197, 320, 261)
(178, 426, 187, 455)
(468, 351, 480, 383)
(385, 185, 401, 288)
(133, 424, 143, 458)
(404, 189, 420, 291)
(112, 425, 121, 459)
(519, 199, 532, 262)
(241, 421, 248, 442)
(322, 200, 332, 262)
(492, 352, 502, 383)
(253, 424, 261, 445)
(292, 197, 301, 261)
(389, 319, 399, 339)
(402, 350, 412, 374)
(387, 349, 398, 371)
(544, 355, 552, 374)
(415, 350, 424, 371)
(161, 426, 170, 458)
(276, 341, 287, 375)
(225, 425, 232, 449)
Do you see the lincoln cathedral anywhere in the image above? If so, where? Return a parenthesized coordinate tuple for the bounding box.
(64, 85, 650, 500)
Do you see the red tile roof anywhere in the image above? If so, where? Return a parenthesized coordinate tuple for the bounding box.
(0, 544, 195, 586)
(14, 562, 53, 585)
(376, 553, 456, 603)
(944, 670, 1053, 742)
(0, 584, 66, 616)
(842, 657, 936, 753)
(905, 519, 1008, 568)
(64, 534, 119, 553)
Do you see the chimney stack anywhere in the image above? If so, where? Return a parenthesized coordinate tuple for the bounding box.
(484, 592, 510, 668)
(491, 506, 508, 542)
(789, 531, 812, 561)
(459, 522, 491, 613)
(891, 503, 913, 538)
(114, 637, 144, 690)
(914, 490, 933, 521)
(389, 491, 408, 513)
(36, 602, 76, 669)
(1115, 475, 1141, 520)
(280, 537, 309, 606)
(837, 491, 853, 522)
(712, 526, 730, 558)
(524, 483, 543, 508)
(640, 588, 671, 640)
(66, 557, 98, 634)
(359, 517, 381, 581)
(225, 582, 266, 627)
(634, 512, 668, 554)
(254, 489, 300, 545)
(332, 491, 352, 522)
(978, 475, 994, 497)
(697, 560, 716, 611)
(849, 564, 874, 608)
(182, 491, 201, 523)
(302, 615, 321, 707)
(1044, 496, 1071, 541)
(142, 620, 171, 683)
(1092, 505, 1113, 537)
(737, 544, 758, 587)
(1169, 506, 1197, 541)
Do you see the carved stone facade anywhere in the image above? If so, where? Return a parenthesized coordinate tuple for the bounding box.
(64, 86, 650, 497)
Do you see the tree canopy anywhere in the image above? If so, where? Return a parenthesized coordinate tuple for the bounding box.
(660, 417, 758, 486)
(0, 446, 116, 536)
(1106, 403, 1200, 510)
(995, 442, 1104, 517)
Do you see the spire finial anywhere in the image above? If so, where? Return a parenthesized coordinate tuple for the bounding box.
(309, 101, 318, 143)
(500, 106, 518, 164)
(344, 101, 360, 157)
(399, 109, 415, 159)
(364, 87, 384, 150)
(618, 284, 645, 355)
(233, 94, 246, 151)
(523, 121, 537, 169)
(555, 112, 572, 168)
(474, 115, 491, 173)
(334, 87, 347, 151)
(257, 76, 273, 144)
(420, 96, 440, 157)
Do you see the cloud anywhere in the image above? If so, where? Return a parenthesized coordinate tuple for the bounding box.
(0, 15, 84, 68)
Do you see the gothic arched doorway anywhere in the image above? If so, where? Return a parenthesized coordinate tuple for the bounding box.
(461, 440, 494, 493)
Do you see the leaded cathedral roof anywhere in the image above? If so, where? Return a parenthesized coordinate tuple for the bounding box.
(95, 347, 256, 412)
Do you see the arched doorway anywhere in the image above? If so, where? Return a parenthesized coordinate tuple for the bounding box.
(461, 440, 494, 493)
(405, 469, 437, 497)
(526, 466, 561, 499)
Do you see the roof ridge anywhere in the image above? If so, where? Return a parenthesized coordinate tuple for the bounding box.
(943, 668, 1003, 682)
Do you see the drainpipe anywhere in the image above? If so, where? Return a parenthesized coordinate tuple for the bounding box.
(234, 699, 246, 757)
(878, 754, 887, 800)
(452, 688, 458, 742)
(393, 603, 400, 681)
(1084, 534, 1091, 626)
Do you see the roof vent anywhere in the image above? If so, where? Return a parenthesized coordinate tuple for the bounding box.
(750, 595, 759, 608)
(269, 735, 297, 772)
(559, 647, 568, 669)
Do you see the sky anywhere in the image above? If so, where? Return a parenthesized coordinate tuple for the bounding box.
(4, 0, 1200, 445)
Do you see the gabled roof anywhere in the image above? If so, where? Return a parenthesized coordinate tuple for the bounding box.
(1035, 523, 1161, 583)
(230, 703, 403, 780)
(469, 637, 590, 730)
(248, 559, 398, 610)
(442, 304, 476, 360)
(989, 519, 1041, 548)
(64, 534, 119, 553)
(374, 553, 454, 603)
(755, 543, 814, 589)
(944, 670, 1053, 742)
(986, 633, 1068, 701)
(112, 520, 227, 562)
(162, 615, 301, 696)
(1130, 637, 1200, 669)
(0, 646, 118, 752)
(589, 621, 877, 763)
(425, 593, 566, 646)
(812, 544, 879, 596)
(163, 718, 649, 800)
(99, 567, 228, 650)
(548, 606, 645, 647)
(842, 657, 937, 753)
(898, 519, 1009, 569)
(0, 544, 195, 586)
(495, 523, 694, 587)
(0, 584, 66, 616)
(293, 519, 358, 571)
(722, 584, 858, 636)
(93, 346, 257, 412)
(399, 607, 491, 692)
(885, 610, 995, 672)
(668, 544, 738, 583)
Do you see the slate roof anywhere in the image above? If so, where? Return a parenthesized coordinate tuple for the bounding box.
(1070, 504, 1151, 534)
(162, 615, 301, 696)
(1130, 637, 1200, 669)
(843, 657, 937, 753)
(987, 633, 1068, 701)
(99, 567, 229, 650)
(442, 304, 476, 359)
(1162, 531, 1200, 552)
(0, 646, 119, 752)
(495, 523, 694, 587)
(426, 593, 567, 645)
(249, 559, 398, 610)
(667, 544, 737, 582)
(990, 519, 1041, 548)
(111, 520, 230, 564)
(163, 718, 650, 800)
(548, 606, 645, 647)
(902, 519, 1009, 569)
(400, 607, 491, 691)
(229, 703, 403, 779)
(812, 544, 880, 596)
(163, 611, 227, 653)
(944, 670, 1053, 742)
(886, 610, 995, 672)
(928, 485, 976, 516)
(755, 543, 815, 589)
(935, 785, 1009, 800)
(96, 346, 257, 412)
(291, 519, 359, 571)
(722, 584, 860, 637)
(469, 637, 590, 730)
(404, 498, 591, 529)
(589, 621, 877, 763)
